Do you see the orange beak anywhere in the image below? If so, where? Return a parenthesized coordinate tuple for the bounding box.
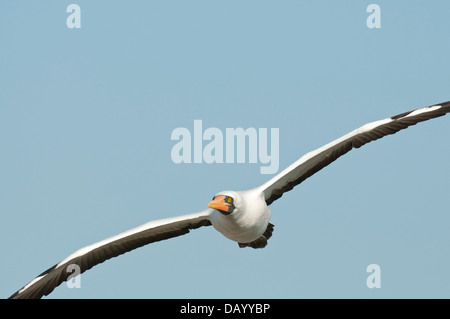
(208, 195, 230, 212)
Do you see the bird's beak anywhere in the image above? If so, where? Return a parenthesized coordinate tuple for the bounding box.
(208, 195, 230, 211)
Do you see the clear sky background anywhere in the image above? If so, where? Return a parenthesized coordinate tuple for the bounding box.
(1, 1, 450, 299)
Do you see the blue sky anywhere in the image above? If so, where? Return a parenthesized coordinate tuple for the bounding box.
(1, 1, 450, 298)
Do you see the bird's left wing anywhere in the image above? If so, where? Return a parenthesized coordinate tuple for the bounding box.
(259, 101, 450, 205)
(9, 209, 212, 299)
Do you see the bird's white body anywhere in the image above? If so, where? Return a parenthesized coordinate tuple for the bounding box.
(209, 190, 271, 243)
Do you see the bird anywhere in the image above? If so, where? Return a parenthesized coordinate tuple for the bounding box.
(9, 100, 450, 299)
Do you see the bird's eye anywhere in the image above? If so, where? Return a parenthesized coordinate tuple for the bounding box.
(227, 197, 232, 203)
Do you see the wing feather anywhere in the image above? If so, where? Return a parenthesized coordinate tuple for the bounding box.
(260, 101, 450, 205)
(9, 210, 212, 299)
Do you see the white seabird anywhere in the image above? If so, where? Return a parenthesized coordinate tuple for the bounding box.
(9, 101, 450, 299)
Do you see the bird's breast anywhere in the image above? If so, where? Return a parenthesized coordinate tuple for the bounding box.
(210, 199, 271, 244)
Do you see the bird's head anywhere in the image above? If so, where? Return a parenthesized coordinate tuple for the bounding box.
(208, 191, 240, 215)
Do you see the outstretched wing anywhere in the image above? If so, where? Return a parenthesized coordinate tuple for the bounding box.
(9, 210, 212, 299)
(260, 101, 450, 205)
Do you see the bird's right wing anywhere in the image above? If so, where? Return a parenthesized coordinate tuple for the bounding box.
(259, 101, 450, 205)
(9, 209, 213, 299)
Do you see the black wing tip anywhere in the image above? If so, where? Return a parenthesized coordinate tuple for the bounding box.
(8, 263, 59, 299)
(391, 101, 450, 120)
(8, 291, 19, 299)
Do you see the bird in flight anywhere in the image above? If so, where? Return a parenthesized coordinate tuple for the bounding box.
(9, 101, 450, 299)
